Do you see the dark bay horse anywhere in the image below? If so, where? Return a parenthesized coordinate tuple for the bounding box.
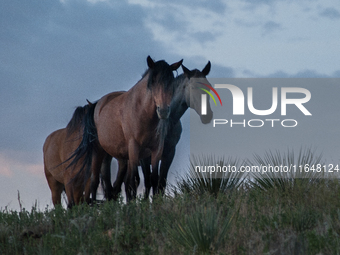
(102, 62, 213, 200)
(71, 56, 183, 201)
(147, 61, 213, 196)
(43, 104, 95, 207)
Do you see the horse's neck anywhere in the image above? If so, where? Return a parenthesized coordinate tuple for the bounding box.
(128, 72, 149, 94)
(170, 76, 189, 123)
(127, 73, 157, 118)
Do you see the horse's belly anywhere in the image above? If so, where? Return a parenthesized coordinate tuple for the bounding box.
(99, 137, 128, 160)
(139, 148, 151, 159)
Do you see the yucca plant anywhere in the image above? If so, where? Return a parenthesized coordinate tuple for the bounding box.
(249, 147, 325, 193)
(172, 155, 246, 197)
(166, 203, 233, 254)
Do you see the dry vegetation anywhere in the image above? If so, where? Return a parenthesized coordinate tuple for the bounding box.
(1, 150, 339, 254)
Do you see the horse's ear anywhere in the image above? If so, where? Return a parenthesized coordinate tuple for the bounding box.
(202, 61, 211, 76)
(147, 56, 155, 69)
(181, 64, 192, 78)
(86, 99, 93, 106)
(170, 59, 183, 71)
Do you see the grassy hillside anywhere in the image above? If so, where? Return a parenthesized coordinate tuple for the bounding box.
(1, 151, 340, 254)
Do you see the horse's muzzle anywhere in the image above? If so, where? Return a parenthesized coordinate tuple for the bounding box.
(156, 106, 171, 119)
(200, 113, 213, 124)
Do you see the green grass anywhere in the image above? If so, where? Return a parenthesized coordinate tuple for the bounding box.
(1, 150, 340, 254)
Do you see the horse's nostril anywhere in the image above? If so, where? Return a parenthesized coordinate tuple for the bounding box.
(156, 106, 171, 119)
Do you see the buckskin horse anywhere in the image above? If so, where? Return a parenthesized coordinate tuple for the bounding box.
(69, 56, 183, 202)
(101, 61, 213, 200)
(43, 104, 94, 207)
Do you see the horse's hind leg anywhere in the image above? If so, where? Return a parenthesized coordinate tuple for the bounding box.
(44, 167, 64, 206)
(73, 184, 86, 205)
(64, 183, 76, 208)
(100, 154, 114, 200)
(112, 159, 128, 200)
(89, 149, 105, 204)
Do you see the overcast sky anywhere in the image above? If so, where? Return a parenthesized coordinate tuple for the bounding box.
(1, 0, 340, 210)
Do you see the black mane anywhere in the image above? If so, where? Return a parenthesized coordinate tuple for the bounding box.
(171, 73, 186, 87)
(145, 60, 175, 92)
(141, 60, 176, 153)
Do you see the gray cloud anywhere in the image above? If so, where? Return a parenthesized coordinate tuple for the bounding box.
(147, 0, 227, 14)
(242, 0, 274, 4)
(262, 21, 282, 36)
(143, 1, 223, 45)
(0, 0, 181, 153)
(240, 0, 281, 11)
(208, 63, 235, 78)
(241, 0, 312, 8)
(244, 69, 339, 78)
(292, 70, 331, 78)
(319, 7, 340, 19)
(234, 18, 260, 28)
(191, 31, 218, 44)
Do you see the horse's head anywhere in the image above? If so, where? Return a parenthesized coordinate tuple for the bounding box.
(146, 56, 183, 119)
(182, 61, 213, 124)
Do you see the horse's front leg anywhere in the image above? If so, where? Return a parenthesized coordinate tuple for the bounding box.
(151, 163, 159, 196)
(85, 148, 105, 205)
(140, 156, 151, 199)
(158, 147, 176, 195)
(151, 150, 162, 196)
(125, 141, 140, 202)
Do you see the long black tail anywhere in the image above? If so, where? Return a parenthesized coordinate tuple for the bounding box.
(66, 102, 98, 187)
(66, 105, 90, 137)
(50, 104, 92, 172)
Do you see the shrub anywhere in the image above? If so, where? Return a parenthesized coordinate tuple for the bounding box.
(249, 147, 325, 193)
(172, 155, 246, 198)
(166, 203, 233, 254)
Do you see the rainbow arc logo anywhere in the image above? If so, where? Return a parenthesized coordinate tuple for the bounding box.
(198, 82, 222, 115)
(198, 82, 222, 106)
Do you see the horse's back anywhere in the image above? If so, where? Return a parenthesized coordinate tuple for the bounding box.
(94, 91, 130, 158)
(95, 91, 125, 115)
(43, 128, 67, 183)
(44, 128, 81, 182)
